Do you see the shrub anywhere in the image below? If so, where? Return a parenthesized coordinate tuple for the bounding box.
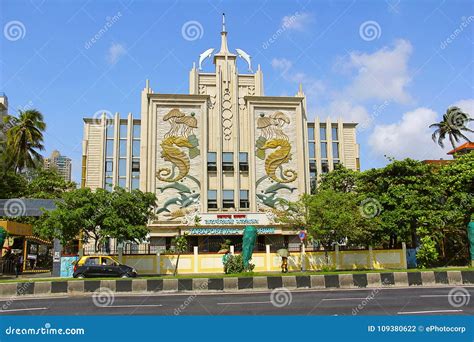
(416, 236, 439, 268)
(223, 254, 255, 274)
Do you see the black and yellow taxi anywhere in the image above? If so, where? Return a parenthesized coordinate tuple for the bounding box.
(73, 255, 137, 278)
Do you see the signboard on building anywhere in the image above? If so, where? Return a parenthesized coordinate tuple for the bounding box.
(188, 227, 275, 235)
(198, 213, 271, 226)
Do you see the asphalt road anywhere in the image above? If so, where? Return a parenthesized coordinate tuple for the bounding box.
(0, 286, 472, 316)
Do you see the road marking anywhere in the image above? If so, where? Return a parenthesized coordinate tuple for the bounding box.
(217, 301, 271, 305)
(103, 304, 163, 308)
(0, 307, 47, 313)
(0, 296, 68, 302)
(398, 309, 463, 315)
(322, 297, 367, 301)
(420, 294, 470, 297)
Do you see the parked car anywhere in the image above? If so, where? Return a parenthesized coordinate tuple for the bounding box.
(73, 255, 137, 278)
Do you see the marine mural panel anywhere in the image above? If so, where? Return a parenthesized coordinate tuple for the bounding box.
(155, 107, 202, 223)
(255, 110, 299, 209)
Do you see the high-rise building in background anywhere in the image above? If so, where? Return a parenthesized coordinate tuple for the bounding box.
(44, 150, 72, 182)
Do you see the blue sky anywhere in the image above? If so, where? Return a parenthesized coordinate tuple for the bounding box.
(1, 0, 473, 183)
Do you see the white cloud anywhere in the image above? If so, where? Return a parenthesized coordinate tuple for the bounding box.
(452, 99, 474, 118)
(342, 39, 413, 104)
(282, 12, 313, 31)
(271, 57, 325, 96)
(106, 43, 126, 65)
(321, 100, 371, 125)
(368, 107, 451, 160)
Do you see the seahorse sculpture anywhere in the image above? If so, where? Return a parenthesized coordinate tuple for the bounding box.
(262, 138, 297, 183)
(156, 136, 192, 182)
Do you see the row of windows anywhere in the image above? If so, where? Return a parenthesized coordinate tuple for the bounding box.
(308, 142, 340, 159)
(307, 125, 338, 141)
(207, 190, 249, 209)
(106, 123, 141, 139)
(208, 152, 249, 172)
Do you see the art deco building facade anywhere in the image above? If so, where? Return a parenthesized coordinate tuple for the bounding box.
(82, 19, 360, 250)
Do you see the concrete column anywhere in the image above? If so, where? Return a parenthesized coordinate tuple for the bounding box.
(52, 238, 62, 277)
(368, 246, 374, 270)
(265, 245, 271, 271)
(193, 246, 199, 273)
(156, 252, 161, 275)
(117, 244, 123, 264)
(230, 245, 234, 255)
(301, 243, 306, 271)
(401, 242, 408, 269)
(335, 244, 340, 270)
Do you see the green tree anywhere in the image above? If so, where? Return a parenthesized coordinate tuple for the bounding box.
(24, 168, 76, 198)
(357, 159, 442, 249)
(36, 187, 157, 252)
(172, 233, 188, 276)
(430, 106, 473, 149)
(319, 164, 359, 193)
(3, 109, 46, 173)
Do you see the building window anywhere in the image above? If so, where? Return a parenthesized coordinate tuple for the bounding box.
(133, 124, 141, 139)
(320, 126, 327, 140)
(240, 190, 249, 209)
(106, 124, 114, 138)
(120, 124, 128, 139)
(105, 177, 113, 191)
(131, 178, 139, 190)
(333, 160, 340, 169)
(119, 159, 126, 177)
(308, 142, 315, 158)
(207, 152, 217, 172)
(208, 190, 217, 209)
(105, 160, 113, 177)
(321, 160, 329, 174)
(131, 159, 140, 173)
(332, 142, 339, 159)
(119, 140, 127, 158)
(332, 126, 338, 141)
(106, 140, 114, 158)
(222, 152, 234, 172)
(118, 178, 126, 188)
(132, 140, 140, 157)
(307, 126, 315, 140)
(239, 152, 248, 172)
(321, 142, 327, 159)
(223, 190, 234, 209)
(309, 160, 317, 193)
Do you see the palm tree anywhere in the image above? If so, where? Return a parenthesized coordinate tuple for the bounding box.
(430, 106, 473, 149)
(3, 109, 46, 173)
